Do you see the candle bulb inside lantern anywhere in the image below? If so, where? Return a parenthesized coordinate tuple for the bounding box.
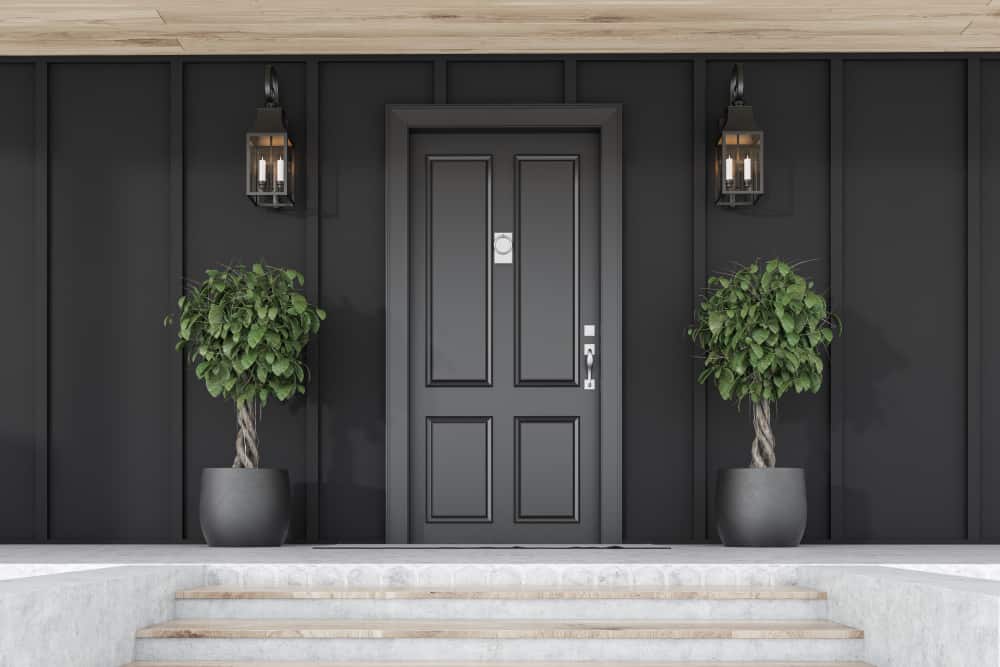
(258, 155, 267, 186)
(725, 155, 734, 182)
(743, 155, 752, 184)
(276, 156, 285, 185)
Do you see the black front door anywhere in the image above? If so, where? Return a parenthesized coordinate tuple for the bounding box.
(407, 130, 601, 543)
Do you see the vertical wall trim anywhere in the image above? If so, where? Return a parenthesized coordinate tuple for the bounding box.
(434, 58, 447, 104)
(33, 60, 49, 542)
(691, 58, 707, 542)
(967, 55, 982, 543)
(305, 57, 321, 543)
(168, 59, 185, 541)
(828, 57, 845, 542)
(564, 58, 577, 103)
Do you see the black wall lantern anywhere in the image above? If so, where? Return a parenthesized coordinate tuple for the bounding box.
(715, 64, 763, 207)
(247, 65, 294, 208)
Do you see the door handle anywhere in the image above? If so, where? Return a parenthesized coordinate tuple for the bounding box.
(584, 343, 596, 391)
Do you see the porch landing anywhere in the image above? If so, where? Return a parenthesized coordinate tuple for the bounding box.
(4, 543, 1000, 566)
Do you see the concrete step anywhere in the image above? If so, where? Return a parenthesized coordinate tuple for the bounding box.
(133, 619, 865, 662)
(173, 586, 828, 620)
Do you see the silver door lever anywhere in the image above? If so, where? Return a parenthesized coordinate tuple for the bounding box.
(584, 344, 596, 390)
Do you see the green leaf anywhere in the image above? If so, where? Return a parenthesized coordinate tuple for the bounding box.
(208, 305, 224, 326)
(708, 311, 726, 335)
(751, 328, 769, 345)
(240, 350, 259, 369)
(247, 325, 265, 348)
(717, 368, 735, 399)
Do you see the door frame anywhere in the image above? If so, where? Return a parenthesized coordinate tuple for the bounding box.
(384, 104, 623, 544)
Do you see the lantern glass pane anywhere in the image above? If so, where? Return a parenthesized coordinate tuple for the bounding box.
(718, 130, 763, 196)
(247, 133, 291, 196)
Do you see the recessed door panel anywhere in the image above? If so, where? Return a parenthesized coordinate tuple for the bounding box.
(515, 157, 579, 386)
(426, 417, 492, 522)
(515, 417, 579, 522)
(426, 156, 492, 386)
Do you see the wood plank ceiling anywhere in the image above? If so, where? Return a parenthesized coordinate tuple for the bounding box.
(0, 0, 998, 55)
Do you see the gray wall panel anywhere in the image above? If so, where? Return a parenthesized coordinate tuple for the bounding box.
(447, 61, 564, 104)
(705, 60, 832, 543)
(843, 60, 967, 541)
(318, 61, 434, 543)
(577, 61, 696, 543)
(183, 62, 309, 542)
(982, 60, 1000, 540)
(48, 64, 172, 541)
(0, 65, 36, 541)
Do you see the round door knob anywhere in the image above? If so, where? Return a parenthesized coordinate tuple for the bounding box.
(494, 235, 512, 255)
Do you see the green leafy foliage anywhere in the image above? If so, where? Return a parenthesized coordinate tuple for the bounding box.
(166, 263, 326, 407)
(688, 259, 839, 405)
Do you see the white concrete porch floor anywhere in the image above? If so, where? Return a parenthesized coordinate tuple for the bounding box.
(2, 543, 1000, 565)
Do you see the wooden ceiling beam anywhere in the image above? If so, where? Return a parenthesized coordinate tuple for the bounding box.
(0, 0, 994, 55)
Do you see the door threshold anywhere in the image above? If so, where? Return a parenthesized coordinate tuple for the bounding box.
(313, 544, 671, 549)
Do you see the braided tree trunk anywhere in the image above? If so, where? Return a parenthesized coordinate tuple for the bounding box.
(750, 399, 777, 468)
(233, 399, 261, 469)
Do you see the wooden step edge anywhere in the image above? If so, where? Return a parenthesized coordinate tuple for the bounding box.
(135, 619, 863, 640)
(123, 662, 876, 667)
(175, 585, 827, 601)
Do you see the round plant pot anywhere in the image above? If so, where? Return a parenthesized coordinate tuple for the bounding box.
(716, 467, 807, 547)
(200, 467, 290, 547)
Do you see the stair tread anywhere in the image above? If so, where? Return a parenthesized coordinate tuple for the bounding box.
(136, 618, 862, 640)
(176, 585, 827, 601)
(125, 662, 875, 666)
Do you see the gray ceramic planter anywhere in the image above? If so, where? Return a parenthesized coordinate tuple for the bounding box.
(716, 467, 807, 547)
(200, 468, 290, 547)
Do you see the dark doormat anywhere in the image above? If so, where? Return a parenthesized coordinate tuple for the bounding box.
(312, 544, 670, 549)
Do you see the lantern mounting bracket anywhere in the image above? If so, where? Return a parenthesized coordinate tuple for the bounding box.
(729, 64, 744, 106)
(264, 64, 280, 108)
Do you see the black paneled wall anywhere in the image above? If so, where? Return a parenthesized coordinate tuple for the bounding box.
(0, 56, 991, 543)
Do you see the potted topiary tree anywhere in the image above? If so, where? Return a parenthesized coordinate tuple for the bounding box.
(688, 259, 838, 547)
(167, 263, 325, 546)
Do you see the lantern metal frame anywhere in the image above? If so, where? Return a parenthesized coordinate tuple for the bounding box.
(715, 64, 764, 208)
(246, 65, 295, 209)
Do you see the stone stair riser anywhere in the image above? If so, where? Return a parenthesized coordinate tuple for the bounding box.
(133, 637, 865, 662)
(173, 598, 827, 620)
